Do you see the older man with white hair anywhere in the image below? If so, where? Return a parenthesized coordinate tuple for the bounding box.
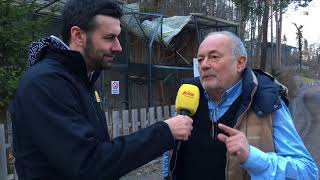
(166, 31, 318, 180)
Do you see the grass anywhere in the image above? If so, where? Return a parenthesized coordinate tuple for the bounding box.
(301, 76, 317, 84)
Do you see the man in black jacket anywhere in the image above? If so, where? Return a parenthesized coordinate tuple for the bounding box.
(10, 0, 193, 179)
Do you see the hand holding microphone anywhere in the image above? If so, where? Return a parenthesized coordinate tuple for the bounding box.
(164, 115, 193, 141)
(164, 84, 200, 141)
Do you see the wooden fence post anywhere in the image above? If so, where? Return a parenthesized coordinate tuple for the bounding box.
(122, 110, 129, 135)
(131, 109, 138, 132)
(6, 111, 13, 149)
(140, 108, 147, 129)
(105, 112, 112, 135)
(112, 111, 121, 138)
(164, 106, 170, 119)
(0, 124, 8, 180)
(156, 106, 163, 122)
(170, 105, 176, 116)
(149, 107, 155, 125)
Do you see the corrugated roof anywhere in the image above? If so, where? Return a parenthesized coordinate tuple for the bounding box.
(34, 1, 239, 46)
(120, 3, 238, 47)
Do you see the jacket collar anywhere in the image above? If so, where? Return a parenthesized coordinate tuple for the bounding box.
(45, 46, 94, 88)
(241, 68, 282, 117)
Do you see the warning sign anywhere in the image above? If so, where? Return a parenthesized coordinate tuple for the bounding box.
(111, 81, 120, 95)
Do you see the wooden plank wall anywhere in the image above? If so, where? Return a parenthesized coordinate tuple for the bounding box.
(102, 30, 197, 110)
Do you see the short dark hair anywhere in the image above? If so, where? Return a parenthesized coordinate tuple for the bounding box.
(61, 0, 123, 44)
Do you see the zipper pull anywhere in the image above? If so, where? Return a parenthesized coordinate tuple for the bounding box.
(211, 121, 218, 140)
(211, 109, 218, 140)
(211, 121, 215, 140)
(214, 121, 218, 140)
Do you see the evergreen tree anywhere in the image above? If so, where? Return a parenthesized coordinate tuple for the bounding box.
(0, 0, 55, 122)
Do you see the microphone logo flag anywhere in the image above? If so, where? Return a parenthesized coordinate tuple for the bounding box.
(182, 90, 195, 98)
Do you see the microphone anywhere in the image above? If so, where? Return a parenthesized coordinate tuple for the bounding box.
(175, 84, 200, 116)
(175, 84, 200, 149)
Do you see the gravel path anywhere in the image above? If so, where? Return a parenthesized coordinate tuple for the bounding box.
(120, 158, 163, 180)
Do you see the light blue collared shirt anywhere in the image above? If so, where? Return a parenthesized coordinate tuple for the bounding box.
(205, 80, 242, 122)
(206, 80, 319, 179)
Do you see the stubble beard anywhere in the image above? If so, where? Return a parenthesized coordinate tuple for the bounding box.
(102, 61, 112, 70)
(83, 38, 112, 71)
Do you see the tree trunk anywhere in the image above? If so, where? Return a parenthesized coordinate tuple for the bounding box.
(278, 5, 283, 69)
(238, 6, 247, 40)
(260, 0, 269, 71)
(293, 23, 303, 72)
(249, 6, 255, 68)
(275, 0, 282, 71)
(255, 15, 262, 68)
(270, 0, 274, 74)
(275, 0, 279, 71)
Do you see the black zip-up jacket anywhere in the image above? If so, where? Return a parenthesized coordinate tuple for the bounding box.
(10, 46, 175, 180)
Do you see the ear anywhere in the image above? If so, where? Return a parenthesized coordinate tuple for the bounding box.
(236, 56, 247, 73)
(69, 26, 86, 47)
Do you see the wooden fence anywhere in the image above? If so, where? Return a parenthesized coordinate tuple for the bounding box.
(106, 105, 175, 138)
(0, 105, 175, 179)
(0, 121, 15, 180)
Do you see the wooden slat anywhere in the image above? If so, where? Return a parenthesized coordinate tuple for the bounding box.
(164, 106, 170, 120)
(140, 108, 147, 128)
(170, 105, 176, 117)
(105, 112, 112, 133)
(122, 110, 129, 135)
(157, 106, 163, 122)
(6, 111, 17, 180)
(149, 107, 155, 125)
(131, 109, 139, 132)
(105, 105, 175, 136)
(6, 111, 13, 145)
(112, 111, 121, 138)
(0, 124, 8, 180)
(105, 111, 109, 124)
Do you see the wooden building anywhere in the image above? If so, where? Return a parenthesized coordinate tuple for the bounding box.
(98, 9, 239, 110)
(34, 0, 239, 111)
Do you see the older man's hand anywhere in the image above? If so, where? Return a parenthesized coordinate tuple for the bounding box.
(217, 123, 250, 164)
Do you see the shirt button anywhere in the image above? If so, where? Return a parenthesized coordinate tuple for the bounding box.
(273, 105, 278, 109)
(258, 111, 263, 115)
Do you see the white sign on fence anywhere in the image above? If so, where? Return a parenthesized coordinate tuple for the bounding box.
(111, 81, 120, 95)
(193, 58, 199, 78)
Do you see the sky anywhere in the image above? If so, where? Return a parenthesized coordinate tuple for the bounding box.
(282, 0, 320, 47)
